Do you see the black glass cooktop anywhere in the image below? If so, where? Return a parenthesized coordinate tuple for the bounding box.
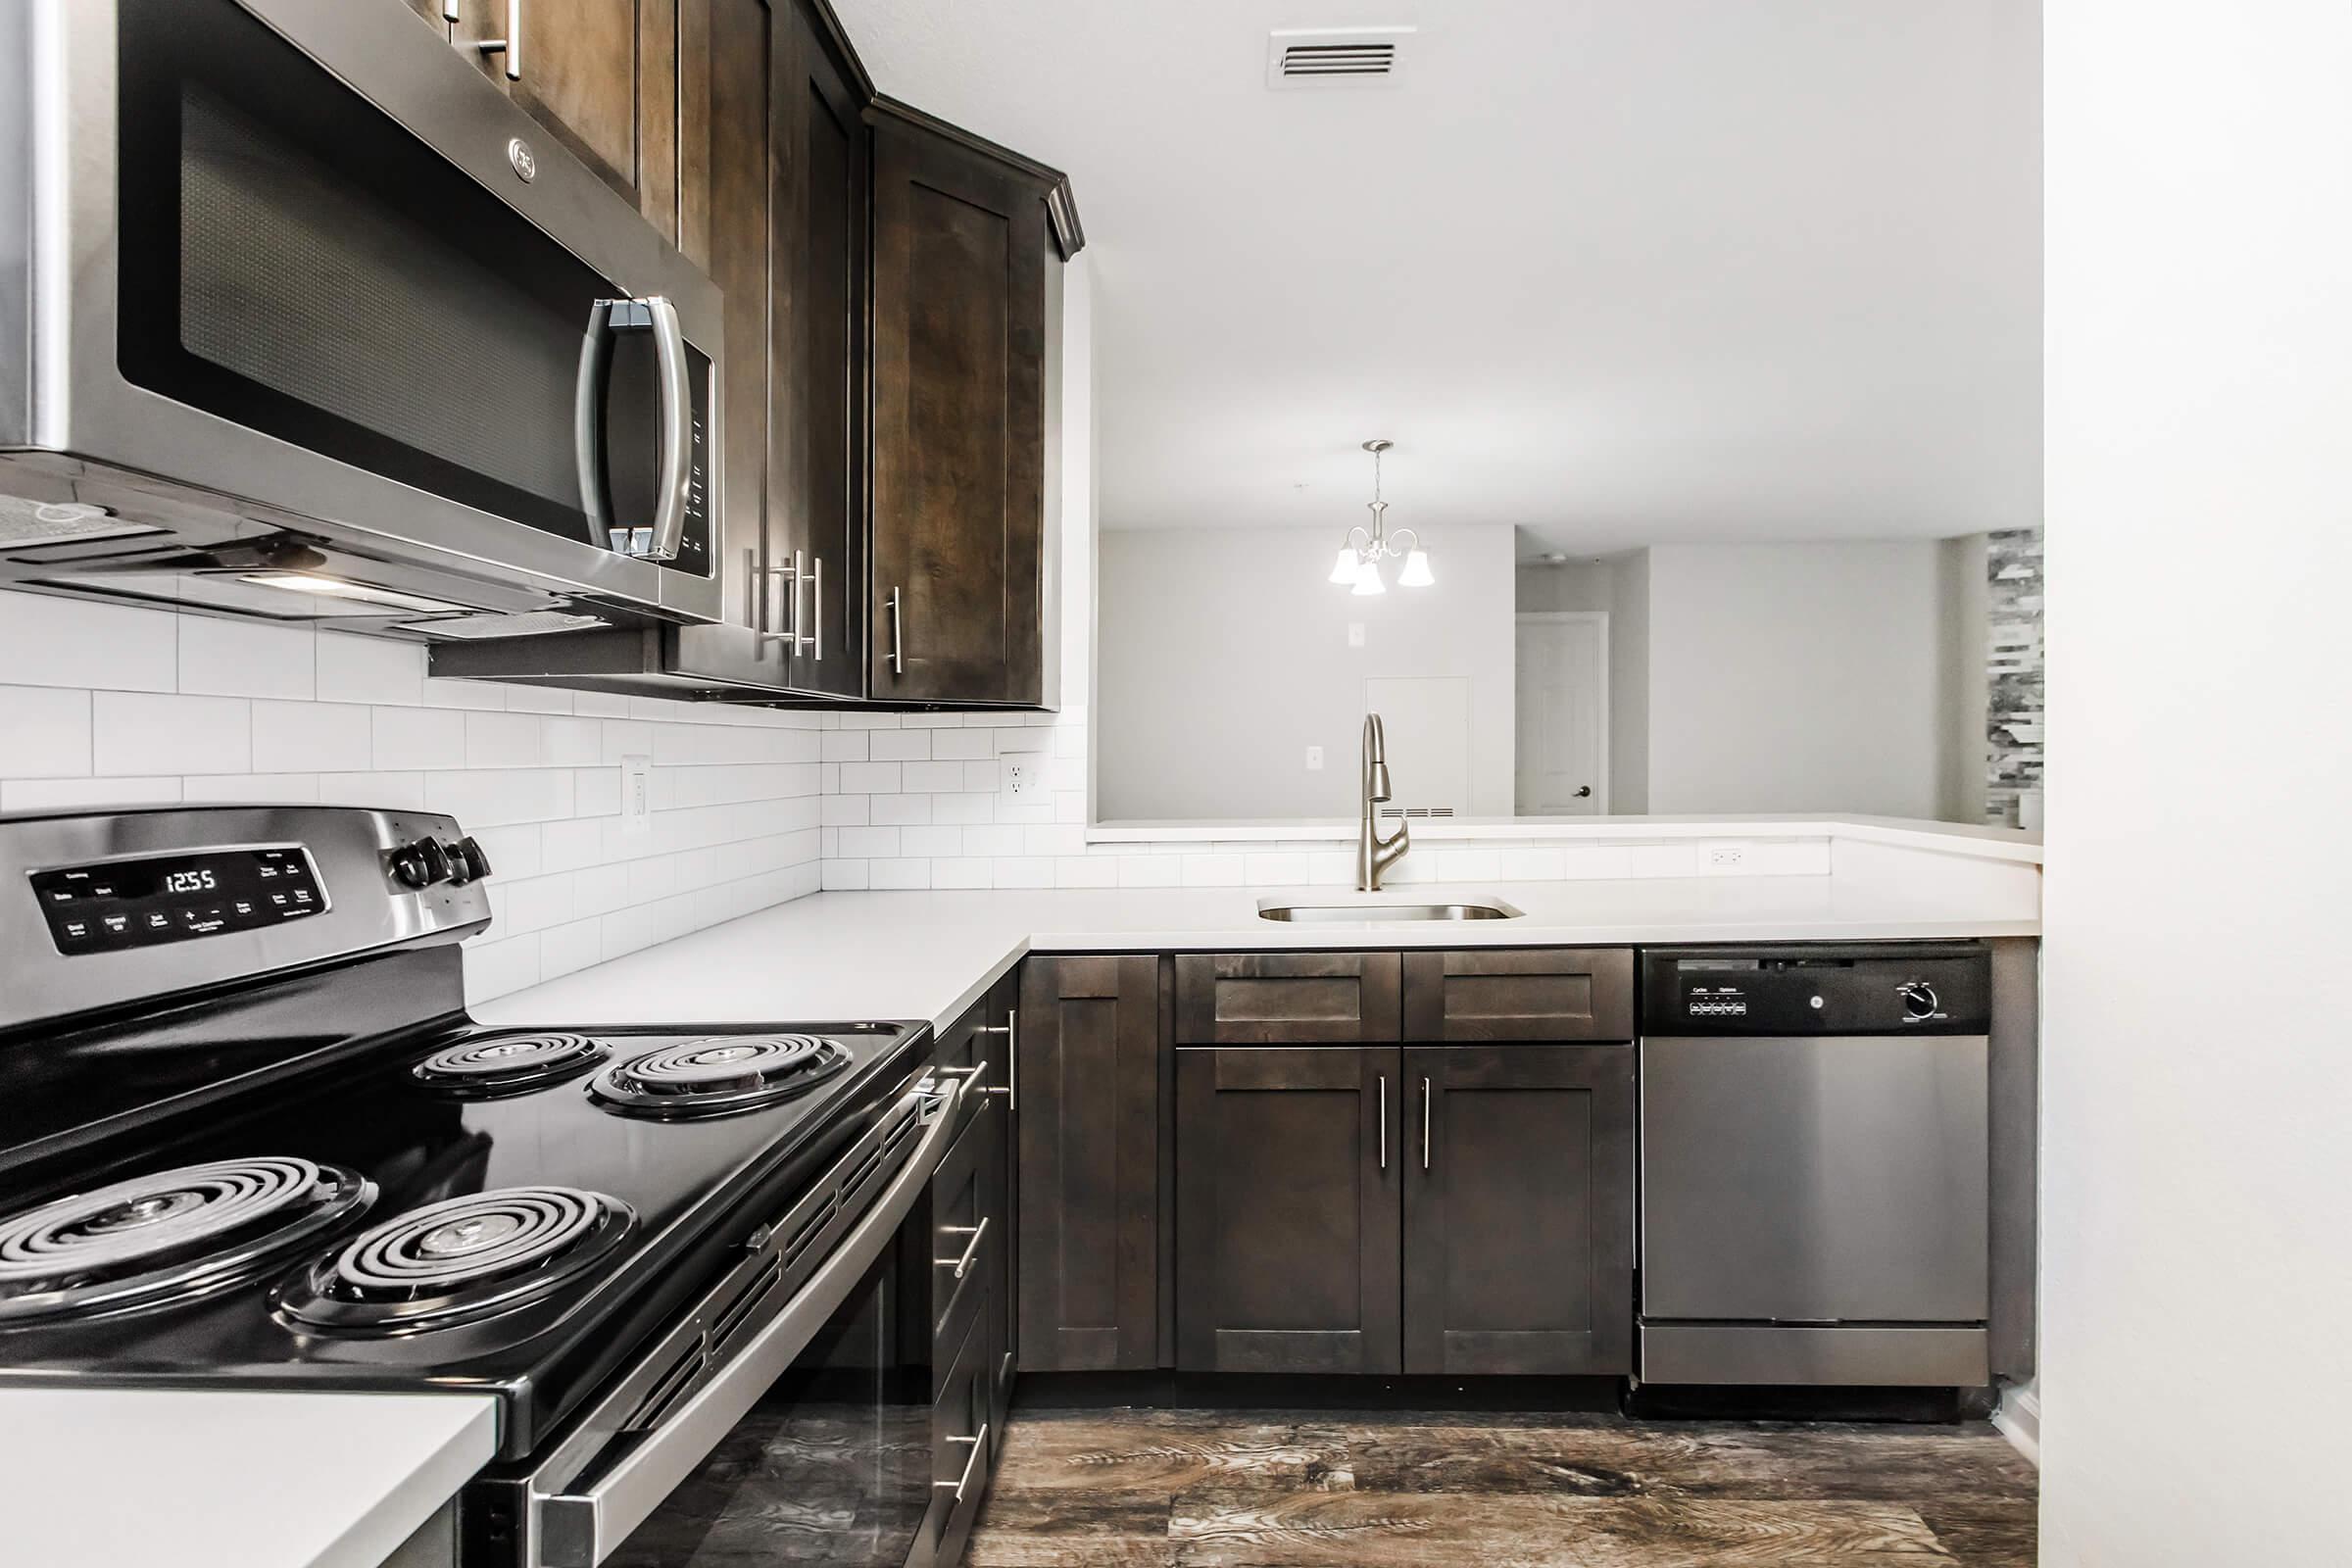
(0, 1020, 928, 1457)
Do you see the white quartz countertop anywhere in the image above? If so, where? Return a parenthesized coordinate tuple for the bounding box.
(0, 1389, 496, 1568)
(480, 878, 2040, 1034)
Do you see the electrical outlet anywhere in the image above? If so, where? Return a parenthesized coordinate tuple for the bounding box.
(1305, 745, 1325, 771)
(1706, 843, 1747, 868)
(620, 755, 653, 835)
(1000, 755, 1042, 807)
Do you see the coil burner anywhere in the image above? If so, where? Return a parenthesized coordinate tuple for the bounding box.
(0, 1157, 373, 1324)
(588, 1035, 854, 1120)
(413, 1032, 610, 1097)
(275, 1186, 633, 1336)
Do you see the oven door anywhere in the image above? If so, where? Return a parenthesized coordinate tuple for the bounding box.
(498, 1075, 961, 1568)
(9, 0, 720, 625)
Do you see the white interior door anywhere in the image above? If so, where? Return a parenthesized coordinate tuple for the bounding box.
(1516, 613, 1608, 814)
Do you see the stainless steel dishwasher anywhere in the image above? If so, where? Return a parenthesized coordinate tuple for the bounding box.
(1638, 945, 1992, 1388)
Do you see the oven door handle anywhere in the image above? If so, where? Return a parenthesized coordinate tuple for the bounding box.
(533, 1075, 963, 1568)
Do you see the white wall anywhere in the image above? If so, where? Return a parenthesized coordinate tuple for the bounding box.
(1642, 541, 1954, 817)
(1940, 533, 1991, 822)
(1607, 551, 1652, 814)
(0, 591, 823, 1004)
(2040, 4, 2352, 1564)
(1096, 522, 1517, 819)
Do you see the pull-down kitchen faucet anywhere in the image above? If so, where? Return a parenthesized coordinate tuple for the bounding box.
(1356, 712, 1410, 892)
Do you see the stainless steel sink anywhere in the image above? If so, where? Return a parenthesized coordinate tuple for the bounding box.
(1256, 897, 1525, 923)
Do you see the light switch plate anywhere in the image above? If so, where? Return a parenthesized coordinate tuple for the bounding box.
(620, 755, 653, 835)
(1305, 746, 1325, 771)
(1347, 621, 1366, 648)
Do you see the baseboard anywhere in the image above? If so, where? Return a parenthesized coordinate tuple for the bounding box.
(1991, 1387, 2041, 1466)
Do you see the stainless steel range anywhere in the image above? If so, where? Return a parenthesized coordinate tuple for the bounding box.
(0, 805, 956, 1567)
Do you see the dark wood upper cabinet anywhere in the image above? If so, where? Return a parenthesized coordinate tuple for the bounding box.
(448, 0, 693, 243)
(1173, 952, 1402, 1044)
(766, 0, 869, 696)
(1401, 1044, 1636, 1375)
(1175, 1047, 1402, 1374)
(1015, 955, 1161, 1371)
(868, 112, 1050, 706)
(1400, 949, 1636, 1042)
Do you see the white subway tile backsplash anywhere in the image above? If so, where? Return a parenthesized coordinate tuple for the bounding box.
(371, 706, 466, 770)
(867, 730, 930, 761)
(0, 685, 93, 777)
(871, 793, 932, 825)
(4, 588, 826, 1008)
(317, 632, 423, 706)
(929, 728, 992, 760)
(182, 773, 321, 804)
(465, 710, 542, 768)
(869, 858, 931, 889)
(839, 825, 899, 858)
(2, 774, 181, 809)
(932, 858, 992, 889)
(0, 594, 175, 692)
(839, 761, 902, 794)
(94, 692, 250, 775)
(901, 760, 962, 793)
(253, 700, 371, 773)
(317, 771, 425, 810)
(178, 616, 315, 700)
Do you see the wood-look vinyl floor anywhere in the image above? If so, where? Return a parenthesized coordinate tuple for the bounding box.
(965, 1408, 2035, 1567)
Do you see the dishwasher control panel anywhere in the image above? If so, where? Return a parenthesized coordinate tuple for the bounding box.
(1642, 945, 1992, 1035)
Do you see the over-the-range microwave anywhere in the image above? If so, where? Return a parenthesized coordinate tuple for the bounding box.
(0, 0, 723, 638)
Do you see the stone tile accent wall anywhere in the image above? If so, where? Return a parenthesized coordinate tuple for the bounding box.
(1985, 528, 2045, 825)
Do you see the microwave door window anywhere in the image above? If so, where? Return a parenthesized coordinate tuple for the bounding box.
(114, 0, 612, 552)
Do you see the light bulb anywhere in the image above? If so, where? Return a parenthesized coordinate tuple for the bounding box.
(1350, 561, 1387, 596)
(1327, 547, 1360, 585)
(1396, 549, 1434, 587)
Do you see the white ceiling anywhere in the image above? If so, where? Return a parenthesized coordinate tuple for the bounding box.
(835, 2, 2041, 555)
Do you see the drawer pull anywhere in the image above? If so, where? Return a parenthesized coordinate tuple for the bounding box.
(936, 1216, 990, 1280)
(1377, 1073, 1388, 1171)
(937, 1422, 990, 1502)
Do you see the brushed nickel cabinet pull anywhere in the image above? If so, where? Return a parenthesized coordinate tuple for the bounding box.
(888, 586, 906, 675)
(1421, 1076, 1433, 1171)
(1377, 1074, 1388, 1171)
(937, 1423, 989, 1501)
(935, 1216, 989, 1281)
(810, 555, 824, 659)
(478, 0, 521, 79)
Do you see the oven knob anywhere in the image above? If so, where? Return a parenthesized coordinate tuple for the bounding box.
(443, 836, 494, 885)
(389, 837, 452, 890)
(1897, 981, 1940, 1021)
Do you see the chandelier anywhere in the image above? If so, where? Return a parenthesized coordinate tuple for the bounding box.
(1327, 439, 1432, 595)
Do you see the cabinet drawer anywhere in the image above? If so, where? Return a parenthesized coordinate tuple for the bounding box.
(929, 1096, 1001, 1367)
(918, 1287, 995, 1568)
(1400, 949, 1635, 1041)
(1174, 953, 1400, 1043)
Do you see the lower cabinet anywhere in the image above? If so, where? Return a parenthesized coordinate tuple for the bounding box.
(1015, 955, 1162, 1370)
(1403, 1044, 1636, 1374)
(1174, 1047, 1402, 1373)
(1172, 1042, 1635, 1377)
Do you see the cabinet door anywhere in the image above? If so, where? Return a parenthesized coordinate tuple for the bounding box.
(769, 0, 868, 696)
(1175, 1047, 1402, 1373)
(1402, 1045, 1635, 1374)
(1015, 956, 1160, 1370)
(869, 118, 1048, 705)
(1400, 949, 1636, 1042)
(452, 1, 682, 236)
(1173, 953, 1401, 1044)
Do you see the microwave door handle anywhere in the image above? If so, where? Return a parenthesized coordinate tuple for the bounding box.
(532, 1076, 965, 1568)
(573, 300, 618, 550)
(639, 295, 692, 564)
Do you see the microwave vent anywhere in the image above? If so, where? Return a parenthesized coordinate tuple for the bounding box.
(1266, 26, 1413, 88)
(402, 611, 611, 639)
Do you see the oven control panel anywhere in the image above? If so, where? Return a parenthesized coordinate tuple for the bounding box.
(30, 846, 324, 955)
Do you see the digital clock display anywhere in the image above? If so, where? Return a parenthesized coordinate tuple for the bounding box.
(29, 847, 323, 956)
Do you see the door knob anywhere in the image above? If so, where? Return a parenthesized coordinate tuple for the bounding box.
(1574, 785, 1592, 798)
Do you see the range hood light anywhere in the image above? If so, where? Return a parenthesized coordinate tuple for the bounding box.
(234, 571, 471, 615)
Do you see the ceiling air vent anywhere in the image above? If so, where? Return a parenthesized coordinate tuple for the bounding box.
(1266, 26, 1413, 89)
